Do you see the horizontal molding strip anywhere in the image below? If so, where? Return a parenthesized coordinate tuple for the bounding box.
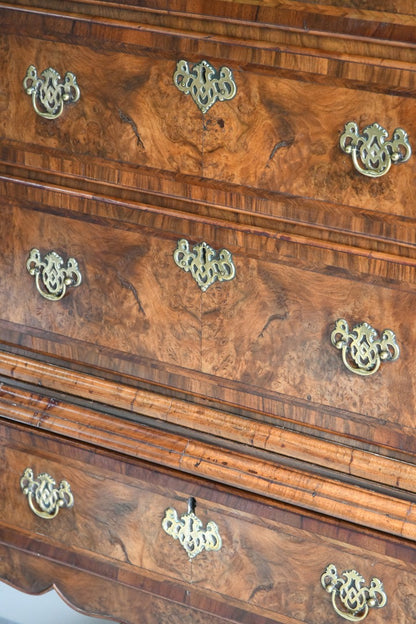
(2, 4, 416, 73)
(1, 173, 416, 274)
(1, 352, 416, 541)
(1, 351, 414, 491)
(1, 165, 416, 265)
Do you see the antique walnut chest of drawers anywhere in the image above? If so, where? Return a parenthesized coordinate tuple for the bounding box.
(1, 1, 416, 623)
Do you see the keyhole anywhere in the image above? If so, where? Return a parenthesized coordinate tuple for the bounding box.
(187, 497, 196, 514)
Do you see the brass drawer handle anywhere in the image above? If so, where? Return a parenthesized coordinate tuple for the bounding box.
(340, 121, 411, 177)
(173, 59, 237, 113)
(321, 564, 387, 621)
(162, 497, 222, 559)
(20, 468, 74, 520)
(173, 238, 236, 291)
(331, 318, 399, 376)
(26, 248, 82, 301)
(23, 65, 80, 119)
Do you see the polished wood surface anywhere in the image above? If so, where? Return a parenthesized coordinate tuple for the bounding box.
(4, 0, 416, 47)
(3, 26, 415, 216)
(2, 420, 416, 624)
(0, 180, 414, 463)
(2, 351, 416, 493)
(0, 1, 415, 622)
(1, 372, 416, 539)
(0, 546, 259, 624)
(0, 3, 415, 247)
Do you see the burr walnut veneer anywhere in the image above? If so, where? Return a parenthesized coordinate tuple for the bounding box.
(0, 1, 416, 623)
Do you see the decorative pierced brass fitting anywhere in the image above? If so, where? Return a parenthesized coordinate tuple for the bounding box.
(331, 318, 399, 376)
(162, 497, 222, 559)
(23, 65, 80, 119)
(173, 59, 237, 113)
(26, 248, 82, 301)
(20, 468, 74, 520)
(321, 564, 387, 622)
(340, 121, 411, 177)
(173, 239, 235, 291)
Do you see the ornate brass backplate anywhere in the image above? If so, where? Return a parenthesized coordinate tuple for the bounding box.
(173, 59, 237, 113)
(26, 248, 82, 301)
(20, 468, 74, 520)
(340, 121, 411, 177)
(23, 65, 80, 119)
(331, 318, 399, 376)
(162, 497, 222, 559)
(173, 239, 235, 291)
(321, 564, 387, 622)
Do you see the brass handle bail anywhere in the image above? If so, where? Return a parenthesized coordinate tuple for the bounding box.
(321, 564, 387, 621)
(331, 318, 399, 375)
(20, 468, 74, 520)
(26, 248, 82, 301)
(23, 64, 80, 119)
(340, 121, 411, 177)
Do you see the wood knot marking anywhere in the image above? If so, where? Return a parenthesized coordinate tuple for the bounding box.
(269, 140, 294, 161)
(118, 109, 145, 148)
(248, 583, 274, 601)
(258, 312, 288, 338)
(118, 276, 145, 316)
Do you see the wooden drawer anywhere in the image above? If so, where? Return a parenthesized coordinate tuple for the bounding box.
(0, 6, 415, 246)
(0, 178, 416, 455)
(2, 420, 416, 624)
(0, 3, 415, 624)
(0, 179, 415, 461)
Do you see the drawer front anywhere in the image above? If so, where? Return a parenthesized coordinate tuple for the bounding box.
(0, 182, 415, 457)
(2, 440, 195, 585)
(0, 7, 415, 244)
(1, 422, 416, 624)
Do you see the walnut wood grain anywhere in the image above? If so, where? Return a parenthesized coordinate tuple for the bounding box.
(1, 174, 415, 265)
(1, 422, 416, 624)
(1, 185, 415, 462)
(3, 0, 416, 56)
(1, 351, 416, 494)
(1, 385, 416, 540)
(0, 3, 415, 240)
(0, 3, 415, 621)
(0, 544, 274, 624)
